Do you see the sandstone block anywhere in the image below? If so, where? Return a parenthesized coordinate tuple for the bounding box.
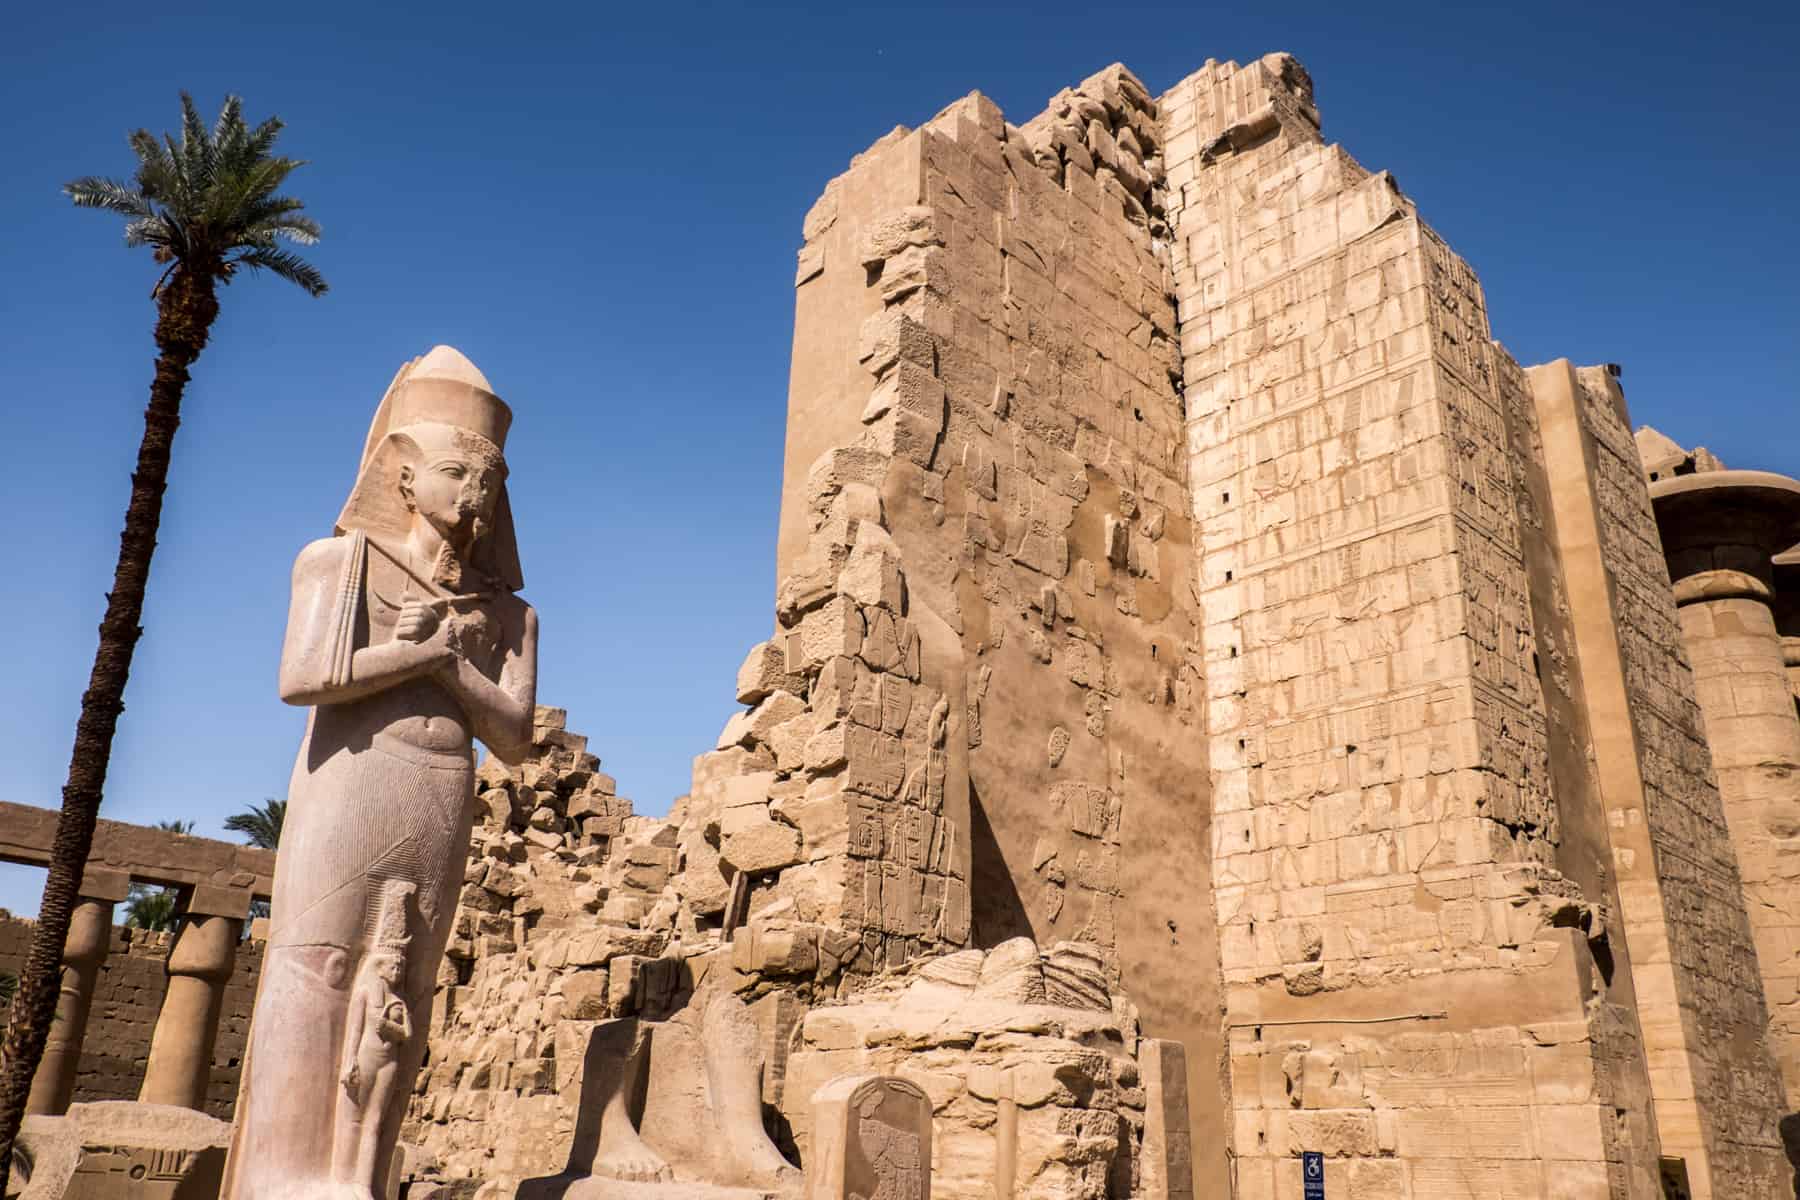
(561, 968, 610, 1020)
(737, 640, 807, 705)
(723, 820, 805, 874)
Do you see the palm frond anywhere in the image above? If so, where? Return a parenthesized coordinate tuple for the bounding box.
(205, 154, 297, 229)
(127, 130, 181, 204)
(64, 176, 153, 217)
(224, 798, 286, 850)
(230, 246, 328, 296)
(249, 211, 322, 246)
(123, 216, 175, 248)
(242, 114, 284, 163)
(211, 94, 245, 155)
(178, 91, 214, 194)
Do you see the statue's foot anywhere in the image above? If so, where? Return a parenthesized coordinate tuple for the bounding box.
(732, 1135, 801, 1194)
(593, 1137, 673, 1184)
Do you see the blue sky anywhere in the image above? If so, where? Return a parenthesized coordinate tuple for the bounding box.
(2, 0, 1795, 915)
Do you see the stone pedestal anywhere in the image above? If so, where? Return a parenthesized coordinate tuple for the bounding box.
(1651, 470, 1800, 1102)
(139, 887, 247, 1110)
(27, 870, 130, 1117)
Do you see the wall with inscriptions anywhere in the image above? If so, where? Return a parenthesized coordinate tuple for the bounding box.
(1161, 53, 1685, 1198)
(771, 64, 1227, 1191)
(1528, 360, 1788, 1194)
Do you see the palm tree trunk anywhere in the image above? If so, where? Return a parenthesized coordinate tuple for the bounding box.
(0, 265, 218, 1186)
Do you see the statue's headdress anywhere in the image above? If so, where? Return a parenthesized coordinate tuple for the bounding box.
(335, 345, 522, 591)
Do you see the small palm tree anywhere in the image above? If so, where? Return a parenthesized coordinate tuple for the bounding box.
(0, 94, 325, 1186)
(122, 889, 179, 932)
(224, 798, 286, 850)
(121, 822, 194, 933)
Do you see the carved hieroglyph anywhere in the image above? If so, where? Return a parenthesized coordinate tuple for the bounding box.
(224, 346, 539, 1200)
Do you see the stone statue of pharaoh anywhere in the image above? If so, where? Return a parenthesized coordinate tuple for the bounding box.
(224, 346, 539, 1200)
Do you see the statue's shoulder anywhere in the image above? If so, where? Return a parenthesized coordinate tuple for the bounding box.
(292, 534, 354, 581)
(491, 589, 537, 629)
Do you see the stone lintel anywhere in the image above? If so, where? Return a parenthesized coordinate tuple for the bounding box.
(182, 884, 252, 921)
(76, 866, 131, 904)
(0, 801, 275, 897)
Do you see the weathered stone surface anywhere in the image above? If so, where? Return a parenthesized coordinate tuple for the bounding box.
(16, 1102, 232, 1200)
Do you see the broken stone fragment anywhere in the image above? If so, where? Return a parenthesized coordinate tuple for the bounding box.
(743, 690, 807, 748)
(803, 721, 850, 772)
(561, 968, 610, 1020)
(767, 708, 824, 773)
(857, 205, 941, 270)
(735, 640, 808, 705)
(840, 525, 906, 611)
(731, 923, 820, 976)
(976, 937, 1046, 1003)
(722, 819, 804, 874)
(863, 361, 946, 429)
(857, 309, 935, 379)
(786, 597, 865, 676)
(1042, 941, 1111, 1010)
(718, 772, 777, 837)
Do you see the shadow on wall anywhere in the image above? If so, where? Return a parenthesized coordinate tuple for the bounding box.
(967, 782, 1032, 950)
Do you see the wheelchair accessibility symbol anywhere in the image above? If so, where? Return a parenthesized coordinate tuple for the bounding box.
(1301, 1151, 1325, 1199)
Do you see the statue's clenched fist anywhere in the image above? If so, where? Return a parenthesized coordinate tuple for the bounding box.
(394, 599, 440, 643)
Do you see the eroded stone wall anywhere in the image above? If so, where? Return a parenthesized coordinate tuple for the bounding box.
(775, 64, 1225, 1189)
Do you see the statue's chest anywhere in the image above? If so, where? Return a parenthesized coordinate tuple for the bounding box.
(365, 565, 504, 674)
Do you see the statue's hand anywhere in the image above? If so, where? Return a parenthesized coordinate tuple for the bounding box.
(342, 1063, 361, 1096)
(394, 599, 440, 643)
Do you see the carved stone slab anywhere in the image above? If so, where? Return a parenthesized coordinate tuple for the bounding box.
(808, 1075, 931, 1200)
(15, 1102, 231, 1200)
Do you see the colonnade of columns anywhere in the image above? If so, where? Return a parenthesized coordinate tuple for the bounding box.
(24, 873, 254, 1115)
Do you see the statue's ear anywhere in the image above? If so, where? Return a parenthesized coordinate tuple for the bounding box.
(391, 433, 422, 504)
(336, 431, 424, 540)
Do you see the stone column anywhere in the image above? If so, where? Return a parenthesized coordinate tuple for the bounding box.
(1773, 548, 1800, 703)
(25, 867, 129, 1115)
(139, 885, 248, 1110)
(1650, 470, 1800, 1101)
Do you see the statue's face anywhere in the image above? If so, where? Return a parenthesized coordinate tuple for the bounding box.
(377, 955, 403, 987)
(399, 426, 504, 552)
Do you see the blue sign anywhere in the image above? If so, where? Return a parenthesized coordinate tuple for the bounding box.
(1302, 1152, 1325, 1199)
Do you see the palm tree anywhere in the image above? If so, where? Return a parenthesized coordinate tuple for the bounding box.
(223, 798, 285, 850)
(0, 95, 325, 1185)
